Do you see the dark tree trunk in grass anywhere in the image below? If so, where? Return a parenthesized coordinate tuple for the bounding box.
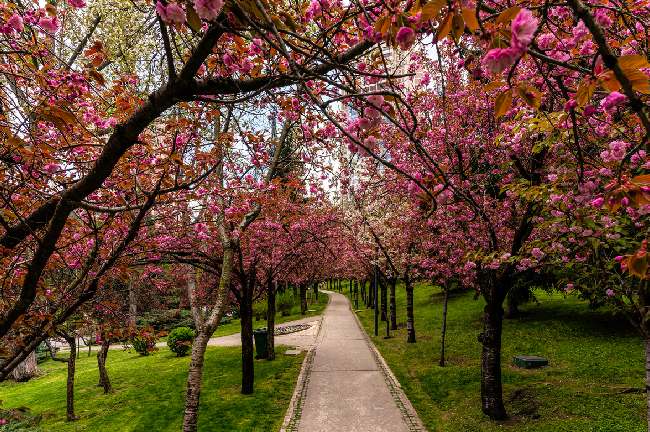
(240, 283, 254, 394)
(182, 330, 210, 432)
(300, 283, 307, 315)
(267, 279, 276, 361)
(439, 287, 449, 367)
(380, 277, 387, 322)
(389, 278, 397, 331)
(643, 338, 650, 432)
(505, 295, 519, 319)
(97, 339, 111, 393)
(405, 276, 416, 344)
(479, 300, 507, 420)
(61, 334, 78, 421)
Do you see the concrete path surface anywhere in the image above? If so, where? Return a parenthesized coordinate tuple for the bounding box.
(282, 291, 425, 432)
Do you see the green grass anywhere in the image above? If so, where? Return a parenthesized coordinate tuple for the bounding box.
(212, 290, 329, 338)
(350, 283, 645, 432)
(0, 346, 304, 431)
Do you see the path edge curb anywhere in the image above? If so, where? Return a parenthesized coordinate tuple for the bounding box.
(348, 297, 428, 432)
(279, 291, 332, 432)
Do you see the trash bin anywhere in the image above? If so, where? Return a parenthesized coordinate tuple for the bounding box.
(253, 327, 268, 359)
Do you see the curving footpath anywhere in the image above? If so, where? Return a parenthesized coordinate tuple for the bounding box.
(281, 290, 426, 432)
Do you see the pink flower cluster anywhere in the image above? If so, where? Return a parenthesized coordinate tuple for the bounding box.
(482, 9, 539, 74)
(194, 0, 224, 21)
(156, 2, 186, 25)
(1, 13, 23, 34)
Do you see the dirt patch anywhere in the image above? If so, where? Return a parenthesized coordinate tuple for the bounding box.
(506, 387, 540, 419)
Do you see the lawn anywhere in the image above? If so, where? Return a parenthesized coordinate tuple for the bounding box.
(0, 345, 304, 431)
(350, 283, 645, 432)
(212, 289, 329, 338)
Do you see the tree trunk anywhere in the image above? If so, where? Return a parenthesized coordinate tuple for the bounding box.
(97, 339, 112, 393)
(128, 277, 137, 327)
(646, 338, 650, 432)
(439, 288, 449, 367)
(405, 277, 416, 343)
(267, 280, 276, 361)
(380, 277, 387, 322)
(63, 335, 78, 421)
(240, 289, 254, 394)
(313, 281, 319, 301)
(505, 296, 519, 319)
(479, 302, 507, 420)
(10, 350, 38, 382)
(182, 330, 210, 432)
(389, 278, 397, 331)
(300, 283, 307, 315)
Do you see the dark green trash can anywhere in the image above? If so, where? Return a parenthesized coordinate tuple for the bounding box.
(253, 327, 268, 359)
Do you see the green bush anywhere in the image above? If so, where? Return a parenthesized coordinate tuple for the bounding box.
(253, 301, 268, 321)
(167, 327, 195, 357)
(137, 309, 194, 332)
(277, 292, 294, 316)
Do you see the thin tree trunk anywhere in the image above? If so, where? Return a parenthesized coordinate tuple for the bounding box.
(300, 283, 307, 315)
(182, 330, 210, 432)
(97, 339, 112, 393)
(267, 279, 276, 361)
(405, 277, 416, 343)
(646, 338, 650, 432)
(128, 276, 137, 327)
(479, 302, 507, 420)
(389, 278, 397, 331)
(380, 277, 387, 322)
(439, 287, 449, 367)
(63, 335, 78, 421)
(240, 288, 254, 394)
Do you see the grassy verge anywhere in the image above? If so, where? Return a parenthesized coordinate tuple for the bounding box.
(212, 289, 329, 338)
(0, 346, 304, 431)
(349, 283, 645, 432)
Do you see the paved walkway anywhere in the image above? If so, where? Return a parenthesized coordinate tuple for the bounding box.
(284, 291, 425, 432)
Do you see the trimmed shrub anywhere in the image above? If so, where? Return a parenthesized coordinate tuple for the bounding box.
(167, 327, 195, 357)
(130, 327, 158, 356)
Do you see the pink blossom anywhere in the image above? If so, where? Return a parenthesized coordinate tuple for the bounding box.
(606, 289, 615, 297)
(39, 17, 59, 33)
(43, 163, 60, 174)
(591, 197, 605, 208)
(7, 14, 24, 33)
(482, 47, 519, 74)
(67, 0, 86, 7)
(157, 2, 186, 25)
(600, 91, 627, 112)
(510, 9, 538, 51)
(531, 247, 545, 260)
(396, 27, 416, 50)
(194, 0, 224, 21)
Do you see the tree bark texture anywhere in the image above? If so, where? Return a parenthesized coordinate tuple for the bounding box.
(267, 280, 276, 361)
(405, 277, 416, 344)
(97, 339, 112, 393)
(10, 350, 38, 382)
(439, 288, 449, 367)
(479, 302, 507, 420)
